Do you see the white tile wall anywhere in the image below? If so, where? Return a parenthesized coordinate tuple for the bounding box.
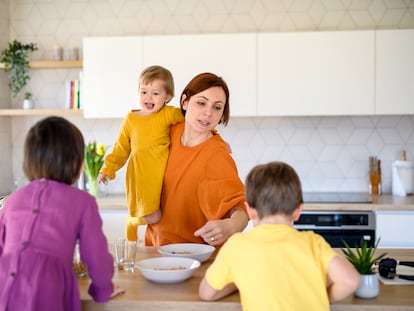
(7, 115, 414, 195)
(1, 0, 414, 194)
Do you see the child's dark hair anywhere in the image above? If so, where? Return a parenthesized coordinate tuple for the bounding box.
(245, 161, 303, 218)
(23, 116, 85, 185)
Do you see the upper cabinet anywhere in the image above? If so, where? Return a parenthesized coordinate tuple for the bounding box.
(376, 29, 414, 115)
(81, 30, 413, 118)
(82, 34, 255, 118)
(83, 37, 143, 118)
(142, 33, 256, 116)
(257, 31, 375, 116)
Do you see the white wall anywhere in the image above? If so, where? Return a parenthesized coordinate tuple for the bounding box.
(1, 0, 414, 194)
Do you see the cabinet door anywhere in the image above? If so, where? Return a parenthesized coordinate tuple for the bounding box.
(376, 29, 414, 115)
(376, 211, 414, 248)
(83, 37, 143, 118)
(257, 31, 375, 116)
(143, 33, 256, 116)
(99, 209, 147, 244)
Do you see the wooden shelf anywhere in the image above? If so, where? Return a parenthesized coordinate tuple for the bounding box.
(0, 60, 82, 69)
(0, 109, 83, 116)
(0, 61, 83, 117)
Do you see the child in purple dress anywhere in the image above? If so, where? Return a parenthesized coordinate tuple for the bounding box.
(0, 116, 119, 311)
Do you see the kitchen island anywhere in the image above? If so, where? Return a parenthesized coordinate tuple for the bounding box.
(79, 247, 414, 311)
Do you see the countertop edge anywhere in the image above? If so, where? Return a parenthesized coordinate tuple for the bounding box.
(96, 194, 414, 212)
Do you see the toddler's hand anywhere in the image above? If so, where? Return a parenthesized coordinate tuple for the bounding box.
(98, 173, 109, 184)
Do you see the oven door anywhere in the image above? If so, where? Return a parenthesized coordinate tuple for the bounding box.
(298, 228, 376, 248)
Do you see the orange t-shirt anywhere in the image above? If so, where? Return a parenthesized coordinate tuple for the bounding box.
(144, 122, 246, 246)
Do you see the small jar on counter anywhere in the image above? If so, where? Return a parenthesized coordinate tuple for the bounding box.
(369, 156, 381, 195)
(73, 241, 88, 278)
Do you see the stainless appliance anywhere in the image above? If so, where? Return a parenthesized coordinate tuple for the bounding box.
(294, 210, 376, 248)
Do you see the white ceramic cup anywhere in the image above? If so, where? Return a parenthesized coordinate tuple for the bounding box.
(68, 46, 79, 60)
(53, 45, 63, 61)
(115, 238, 136, 271)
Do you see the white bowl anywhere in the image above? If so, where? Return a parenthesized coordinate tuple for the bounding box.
(136, 257, 201, 284)
(158, 243, 216, 263)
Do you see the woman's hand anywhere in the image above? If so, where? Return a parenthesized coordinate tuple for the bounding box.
(194, 207, 249, 246)
(194, 218, 234, 246)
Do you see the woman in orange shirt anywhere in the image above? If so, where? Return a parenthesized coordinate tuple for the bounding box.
(145, 72, 248, 247)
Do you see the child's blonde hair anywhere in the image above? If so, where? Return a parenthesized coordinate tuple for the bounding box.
(140, 65, 174, 102)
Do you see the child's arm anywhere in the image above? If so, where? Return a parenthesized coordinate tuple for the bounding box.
(199, 277, 237, 301)
(326, 255, 361, 302)
(100, 115, 133, 180)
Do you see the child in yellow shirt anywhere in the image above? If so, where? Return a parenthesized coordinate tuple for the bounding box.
(99, 65, 183, 241)
(199, 161, 361, 310)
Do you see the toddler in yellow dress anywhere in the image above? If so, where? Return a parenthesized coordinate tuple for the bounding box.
(99, 65, 183, 241)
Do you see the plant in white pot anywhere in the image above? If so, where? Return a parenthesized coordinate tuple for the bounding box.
(0, 40, 38, 106)
(23, 92, 33, 109)
(342, 239, 387, 299)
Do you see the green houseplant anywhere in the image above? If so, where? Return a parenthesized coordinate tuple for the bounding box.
(0, 40, 38, 98)
(23, 91, 33, 109)
(342, 239, 387, 299)
(342, 239, 386, 274)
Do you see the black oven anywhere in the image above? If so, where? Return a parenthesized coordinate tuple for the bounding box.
(293, 211, 376, 248)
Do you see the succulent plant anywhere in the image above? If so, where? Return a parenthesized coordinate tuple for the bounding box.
(342, 239, 387, 274)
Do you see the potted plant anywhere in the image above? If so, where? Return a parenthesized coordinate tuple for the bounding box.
(342, 239, 387, 299)
(0, 40, 38, 100)
(22, 92, 33, 109)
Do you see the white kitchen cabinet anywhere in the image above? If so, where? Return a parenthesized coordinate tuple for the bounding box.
(83, 37, 144, 118)
(376, 29, 414, 115)
(375, 211, 414, 248)
(99, 209, 147, 244)
(143, 33, 256, 116)
(82, 34, 256, 118)
(257, 31, 375, 116)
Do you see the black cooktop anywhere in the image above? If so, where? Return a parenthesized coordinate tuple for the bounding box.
(302, 192, 372, 203)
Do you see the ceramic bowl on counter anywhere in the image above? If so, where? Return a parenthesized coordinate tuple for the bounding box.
(136, 257, 200, 284)
(158, 243, 215, 263)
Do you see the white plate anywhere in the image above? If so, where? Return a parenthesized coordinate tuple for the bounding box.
(158, 243, 215, 263)
(136, 257, 201, 284)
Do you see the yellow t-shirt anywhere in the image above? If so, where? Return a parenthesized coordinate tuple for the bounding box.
(205, 224, 338, 311)
(100, 105, 183, 241)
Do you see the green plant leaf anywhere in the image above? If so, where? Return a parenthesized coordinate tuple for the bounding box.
(342, 238, 387, 274)
(0, 40, 38, 98)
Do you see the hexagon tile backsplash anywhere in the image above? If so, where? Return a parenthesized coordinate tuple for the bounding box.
(1, 0, 414, 194)
(7, 114, 414, 195)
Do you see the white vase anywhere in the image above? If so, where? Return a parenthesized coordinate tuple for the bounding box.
(355, 274, 379, 299)
(23, 99, 33, 109)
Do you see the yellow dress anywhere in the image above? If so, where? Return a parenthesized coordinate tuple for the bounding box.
(100, 105, 184, 241)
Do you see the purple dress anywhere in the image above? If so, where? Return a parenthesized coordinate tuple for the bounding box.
(0, 179, 114, 311)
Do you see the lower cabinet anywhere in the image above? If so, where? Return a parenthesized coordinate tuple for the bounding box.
(375, 211, 414, 248)
(99, 209, 147, 244)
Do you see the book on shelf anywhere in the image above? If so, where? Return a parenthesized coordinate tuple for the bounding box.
(65, 71, 83, 110)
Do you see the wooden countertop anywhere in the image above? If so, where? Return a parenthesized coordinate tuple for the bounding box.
(97, 194, 414, 211)
(79, 247, 414, 311)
